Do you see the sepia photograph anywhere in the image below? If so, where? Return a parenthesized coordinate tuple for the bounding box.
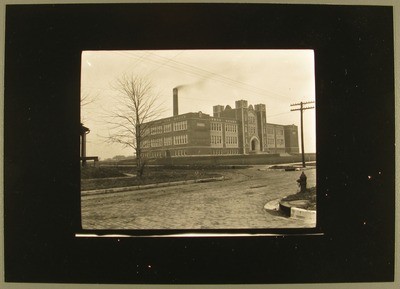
(80, 49, 317, 230)
(3, 1, 396, 286)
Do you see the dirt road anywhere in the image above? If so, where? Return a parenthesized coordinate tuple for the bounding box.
(81, 166, 316, 230)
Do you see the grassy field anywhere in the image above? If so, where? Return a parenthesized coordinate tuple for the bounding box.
(81, 165, 225, 191)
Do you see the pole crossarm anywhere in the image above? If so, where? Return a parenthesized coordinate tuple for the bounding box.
(290, 101, 315, 106)
(291, 106, 314, 111)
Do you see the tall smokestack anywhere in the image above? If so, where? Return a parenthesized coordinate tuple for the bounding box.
(173, 87, 178, 116)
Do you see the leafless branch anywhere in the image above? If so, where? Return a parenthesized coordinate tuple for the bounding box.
(81, 91, 98, 107)
(105, 74, 165, 176)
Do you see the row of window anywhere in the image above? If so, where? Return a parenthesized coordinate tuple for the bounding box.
(150, 121, 187, 135)
(164, 137, 173, 146)
(142, 150, 187, 158)
(150, 125, 163, 135)
(225, 124, 237, 133)
(144, 151, 164, 158)
(150, 134, 238, 147)
(164, 123, 172, 133)
(175, 150, 187, 156)
(225, 136, 238, 145)
(173, 121, 187, 131)
(266, 127, 284, 136)
(151, 121, 242, 134)
(147, 127, 286, 147)
(276, 139, 285, 146)
(174, 134, 188, 145)
(267, 138, 284, 147)
(211, 123, 238, 133)
(150, 138, 163, 148)
(210, 122, 222, 131)
(145, 135, 188, 147)
(211, 149, 239, 155)
(211, 135, 223, 145)
(144, 148, 250, 158)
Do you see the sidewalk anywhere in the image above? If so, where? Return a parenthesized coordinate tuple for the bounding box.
(255, 161, 316, 171)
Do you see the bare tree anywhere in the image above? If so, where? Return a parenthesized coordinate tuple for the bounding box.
(80, 91, 99, 123)
(81, 92, 97, 107)
(106, 74, 164, 177)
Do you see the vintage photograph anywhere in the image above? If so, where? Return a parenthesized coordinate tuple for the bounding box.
(80, 49, 317, 230)
(3, 1, 396, 286)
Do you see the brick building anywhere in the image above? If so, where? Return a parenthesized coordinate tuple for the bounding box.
(141, 90, 299, 158)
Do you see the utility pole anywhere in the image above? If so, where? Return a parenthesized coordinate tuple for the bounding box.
(290, 101, 315, 168)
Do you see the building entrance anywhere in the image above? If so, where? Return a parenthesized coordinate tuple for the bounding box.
(250, 137, 260, 153)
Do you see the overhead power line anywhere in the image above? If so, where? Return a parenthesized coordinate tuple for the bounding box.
(113, 51, 291, 101)
(146, 52, 291, 100)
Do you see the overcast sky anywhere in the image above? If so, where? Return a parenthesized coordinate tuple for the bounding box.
(81, 49, 316, 160)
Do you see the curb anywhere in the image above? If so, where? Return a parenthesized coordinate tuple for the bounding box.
(263, 198, 282, 211)
(278, 200, 316, 223)
(278, 201, 292, 216)
(81, 176, 225, 197)
(290, 207, 316, 223)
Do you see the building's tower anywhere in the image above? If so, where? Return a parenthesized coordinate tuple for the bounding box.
(284, 125, 300, 153)
(213, 105, 224, 117)
(255, 104, 267, 152)
(235, 100, 248, 109)
(234, 100, 248, 154)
